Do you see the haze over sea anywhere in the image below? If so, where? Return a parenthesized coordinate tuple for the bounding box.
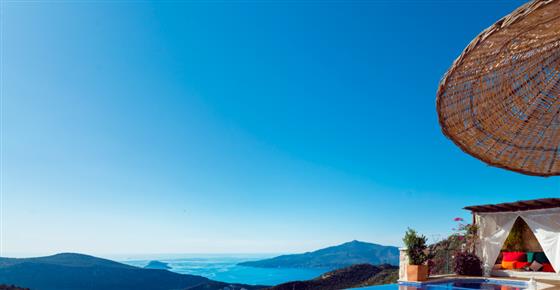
(118, 254, 328, 285)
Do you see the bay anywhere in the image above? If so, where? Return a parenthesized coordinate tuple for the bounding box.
(119, 254, 329, 286)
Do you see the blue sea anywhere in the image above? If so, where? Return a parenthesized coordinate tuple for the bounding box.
(118, 254, 329, 286)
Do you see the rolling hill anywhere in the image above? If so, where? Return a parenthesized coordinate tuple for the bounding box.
(239, 240, 399, 270)
(0, 253, 263, 290)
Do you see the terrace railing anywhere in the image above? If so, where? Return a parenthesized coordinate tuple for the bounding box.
(429, 248, 455, 276)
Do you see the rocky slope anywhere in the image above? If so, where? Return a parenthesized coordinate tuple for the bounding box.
(0, 285, 30, 290)
(267, 264, 398, 290)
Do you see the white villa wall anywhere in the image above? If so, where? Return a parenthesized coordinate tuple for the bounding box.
(398, 248, 408, 281)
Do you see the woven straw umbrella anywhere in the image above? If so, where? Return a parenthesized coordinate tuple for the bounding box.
(436, 0, 560, 176)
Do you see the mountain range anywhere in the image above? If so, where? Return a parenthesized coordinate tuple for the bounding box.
(0, 253, 261, 290)
(239, 240, 399, 270)
(0, 241, 400, 290)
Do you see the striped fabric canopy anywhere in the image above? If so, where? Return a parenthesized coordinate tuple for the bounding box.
(436, 0, 560, 176)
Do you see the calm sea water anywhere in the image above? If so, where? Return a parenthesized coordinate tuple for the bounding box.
(119, 254, 329, 286)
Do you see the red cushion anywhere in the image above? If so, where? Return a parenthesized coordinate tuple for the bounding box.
(514, 262, 530, 269)
(503, 252, 527, 262)
(542, 263, 555, 273)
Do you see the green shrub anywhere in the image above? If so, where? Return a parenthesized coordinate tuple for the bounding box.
(454, 252, 482, 276)
(403, 228, 428, 265)
(502, 218, 525, 252)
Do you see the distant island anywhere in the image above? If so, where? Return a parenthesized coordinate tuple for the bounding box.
(268, 264, 398, 290)
(0, 253, 262, 290)
(239, 240, 399, 270)
(144, 261, 171, 270)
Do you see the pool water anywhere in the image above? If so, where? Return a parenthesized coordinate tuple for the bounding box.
(358, 280, 526, 290)
(440, 281, 525, 290)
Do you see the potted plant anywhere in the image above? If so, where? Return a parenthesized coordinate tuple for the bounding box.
(403, 228, 429, 281)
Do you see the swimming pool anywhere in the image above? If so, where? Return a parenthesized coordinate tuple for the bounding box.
(357, 279, 527, 290)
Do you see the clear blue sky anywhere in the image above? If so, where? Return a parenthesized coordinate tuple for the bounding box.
(2, 0, 558, 257)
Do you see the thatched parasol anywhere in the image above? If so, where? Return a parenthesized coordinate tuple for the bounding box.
(436, 0, 560, 176)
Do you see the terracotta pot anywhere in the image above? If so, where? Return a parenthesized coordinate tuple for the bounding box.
(407, 264, 428, 282)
